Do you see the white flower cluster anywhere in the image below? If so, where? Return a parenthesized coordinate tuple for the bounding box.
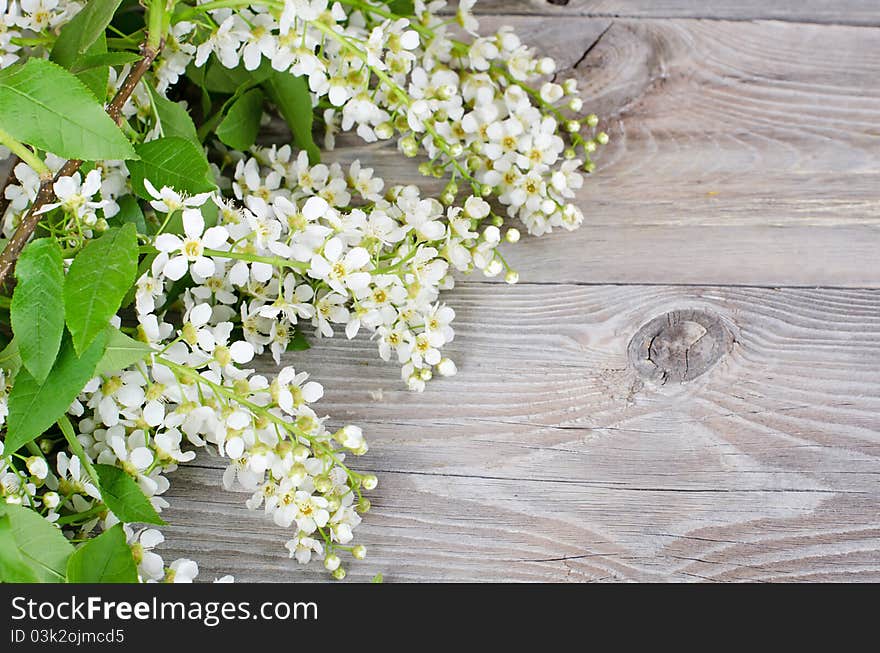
(1, 0, 604, 581)
(0, 0, 82, 69)
(186, 0, 605, 236)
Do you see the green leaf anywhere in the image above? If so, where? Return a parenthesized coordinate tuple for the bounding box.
(0, 504, 74, 583)
(66, 523, 138, 583)
(70, 51, 142, 74)
(205, 58, 272, 94)
(113, 194, 147, 234)
(0, 337, 22, 378)
(0, 514, 39, 582)
(95, 327, 153, 376)
(0, 58, 136, 161)
(50, 0, 124, 68)
(127, 136, 216, 200)
(263, 72, 319, 164)
(64, 224, 138, 355)
(387, 0, 415, 15)
(287, 329, 310, 352)
(5, 330, 107, 453)
(371, 572, 384, 583)
(148, 86, 200, 145)
(95, 464, 165, 525)
(216, 88, 264, 151)
(11, 238, 65, 383)
(73, 34, 109, 101)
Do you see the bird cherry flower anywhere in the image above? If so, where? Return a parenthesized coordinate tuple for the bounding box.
(154, 208, 229, 280)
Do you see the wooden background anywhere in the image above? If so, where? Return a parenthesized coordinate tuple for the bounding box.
(158, 1, 880, 582)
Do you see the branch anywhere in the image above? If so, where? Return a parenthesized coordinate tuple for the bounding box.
(0, 154, 21, 221)
(0, 40, 162, 289)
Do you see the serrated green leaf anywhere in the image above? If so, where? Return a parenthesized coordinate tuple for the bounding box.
(66, 523, 138, 583)
(147, 86, 200, 145)
(70, 51, 142, 74)
(95, 327, 153, 376)
(95, 464, 165, 525)
(0, 58, 136, 161)
(74, 34, 109, 101)
(263, 72, 319, 164)
(127, 136, 216, 200)
(0, 338, 21, 378)
(216, 88, 264, 151)
(0, 504, 74, 583)
(6, 330, 107, 453)
(50, 0, 124, 68)
(0, 514, 40, 582)
(11, 238, 65, 383)
(64, 224, 138, 355)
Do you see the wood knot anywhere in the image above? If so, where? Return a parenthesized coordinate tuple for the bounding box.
(628, 309, 732, 384)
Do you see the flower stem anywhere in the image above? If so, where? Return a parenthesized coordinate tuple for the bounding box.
(0, 127, 50, 178)
(57, 414, 101, 488)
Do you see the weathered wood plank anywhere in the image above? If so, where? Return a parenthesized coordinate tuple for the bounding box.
(318, 17, 880, 287)
(159, 284, 880, 582)
(459, 1, 880, 26)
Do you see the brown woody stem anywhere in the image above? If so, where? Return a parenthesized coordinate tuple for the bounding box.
(0, 39, 163, 289)
(0, 154, 21, 221)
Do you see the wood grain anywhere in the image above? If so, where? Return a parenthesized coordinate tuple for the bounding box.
(317, 17, 880, 287)
(159, 284, 880, 582)
(457, 1, 880, 26)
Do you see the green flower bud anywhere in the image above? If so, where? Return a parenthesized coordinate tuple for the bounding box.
(586, 114, 599, 128)
(352, 545, 367, 560)
(324, 553, 341, 571)
(362, 474, 378, 490)
(332, 567, 346, 580)
(400, 136, 419, 157)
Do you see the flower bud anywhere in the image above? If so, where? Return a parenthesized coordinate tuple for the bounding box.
(419, 368, 432, 381)
(485, 259, 503, 277)
(565, 120, 580, 133)
(356, 497, 372, 513)
(437, 358, 457, 377)
(448, 142, 464, 158)
(43, 491, 60, 509)
(352, 545, 367, 560)
(480, 184, 494, 198)
(563, 78, 578, 94)
(400, 135, 419, 157)
(537, 57, 555, 75)
(505, 228, 520, 243)
(324, 553, 341, 571)
(483, 225, 501, 244)
(26, 456, 48, 480)
(314, 475, 333, 493)
(332, 567, 346, 580)
(564, 147, 576, 159)
(586, 113, 599, 128)
(362, 474, 378, 490)
(568, 97, 583, 112)
(596, 131, 609, 145)
(505, 270, 520, 284)
(375, 121, 394, 139)
(584, 140, 597, 153)
(95, 218, 109, 232)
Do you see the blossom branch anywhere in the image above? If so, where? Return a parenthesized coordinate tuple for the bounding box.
(0, 39, 163, 289)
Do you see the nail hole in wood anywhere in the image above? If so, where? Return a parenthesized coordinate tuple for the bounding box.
(628, 309, 733, 384)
